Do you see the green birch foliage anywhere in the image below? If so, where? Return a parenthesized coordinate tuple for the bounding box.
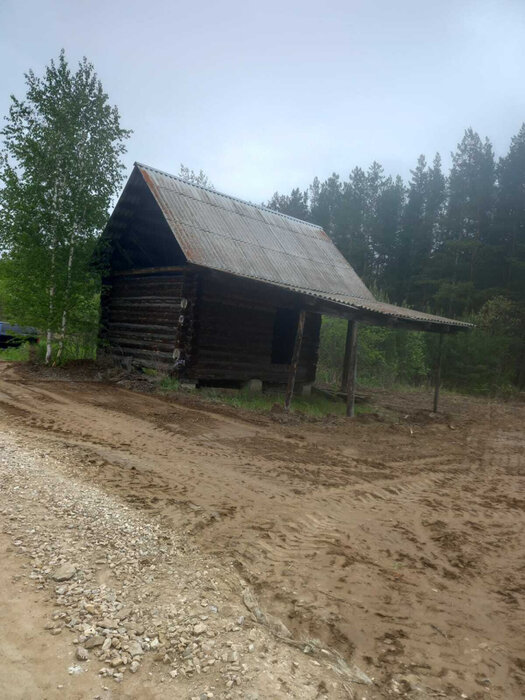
(0, 50, 130, 359)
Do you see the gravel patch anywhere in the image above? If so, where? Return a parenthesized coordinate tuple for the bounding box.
(0, 430, 363, 699)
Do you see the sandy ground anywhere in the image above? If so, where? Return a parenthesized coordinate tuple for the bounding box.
(0, 361, 524, 699)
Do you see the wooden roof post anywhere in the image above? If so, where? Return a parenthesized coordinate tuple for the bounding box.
(341, 320, 352, 392)
(344, 320, 358, 418)
(284, 310, 306, 412)
(433, 332, 444, 413)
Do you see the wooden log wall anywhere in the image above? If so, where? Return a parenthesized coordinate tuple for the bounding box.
(186, 272, 321, 384)
(100, 270, 188, 371)
(100, 267, 322, 385)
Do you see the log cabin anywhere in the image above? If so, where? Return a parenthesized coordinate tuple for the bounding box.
(100, 163, 470, 412)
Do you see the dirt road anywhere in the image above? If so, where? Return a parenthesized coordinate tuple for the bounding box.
(0, 361, 524, 699)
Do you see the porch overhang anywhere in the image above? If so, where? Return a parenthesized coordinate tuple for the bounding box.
(198, 266, 473, 334)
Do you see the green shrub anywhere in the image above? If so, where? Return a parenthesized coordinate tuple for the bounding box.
(317, 297, 523, 397)
(0, 342, 32, 362)
(317, 317, 429, 388)
(159, 377, 180, 392)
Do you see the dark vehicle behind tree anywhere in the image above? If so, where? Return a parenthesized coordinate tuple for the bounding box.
(0, 322, 38, 348)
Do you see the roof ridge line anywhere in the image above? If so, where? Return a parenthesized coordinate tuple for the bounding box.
(134, 161, 324, 231)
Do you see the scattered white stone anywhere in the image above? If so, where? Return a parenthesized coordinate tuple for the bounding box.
(52, 563, 76, 582)
(76, 646, 89, 661)
(127, 640, 143, 656)
(0, 432, 349, 698)
(85, 635, 104, 649)
(100, 618, 118, 629)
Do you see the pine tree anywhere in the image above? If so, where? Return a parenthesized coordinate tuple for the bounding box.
(341, 167, 370, 280)
(434, 129, 496, 314)
(387, 157, 426, 303)
(266, 188, 309, 220)
(393, 154, 446, 307)
(496, 124, 525, 300)
(371, 173, 405, 291)
(309, 173, 343, 241)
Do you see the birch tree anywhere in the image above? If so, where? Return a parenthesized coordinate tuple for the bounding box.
(0, 51, 130, 362)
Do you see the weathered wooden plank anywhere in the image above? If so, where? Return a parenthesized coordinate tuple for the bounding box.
(284, 310, 306, 412)
(106, 337, 176, 352)
(106, 314, 181, 327)
(109, 289, 183, 301)
(343, 320, 358, 418)
(109, 282, 184, 297)
(106, 322, 180, 334)
(106, 303, 181, 314)
(433, 333, 443, 413)
(341, 320, 353, 391)
(109, 296, 183, 305)
(106, 346, 174, 360)
(106, 331, 177, 346)
(113, 266, 187, 277)
(111, 274, 183, 284)
(111, 275, 183, 285)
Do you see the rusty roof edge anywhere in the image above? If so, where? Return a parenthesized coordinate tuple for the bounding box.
(134, 162, 324, 232)
(191, 264, 473, 330)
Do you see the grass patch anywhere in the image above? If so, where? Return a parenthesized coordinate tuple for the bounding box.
(142, 367, 159, 377)
(204, 389, 374, 417)
(159, 376, 180, 392)
(160, 381, 372, 417)
(0, 343, 32, 361)
(0, 339, 97, 365)
(0, 337, 101, 366)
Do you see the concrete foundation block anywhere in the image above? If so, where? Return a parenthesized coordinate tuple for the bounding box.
(244, 378, 263, 393)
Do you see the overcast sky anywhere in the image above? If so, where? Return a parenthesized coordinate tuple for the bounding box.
(1, 0, 524, 202)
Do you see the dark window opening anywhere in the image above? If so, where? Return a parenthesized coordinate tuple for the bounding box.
(271, 308, 299, 364)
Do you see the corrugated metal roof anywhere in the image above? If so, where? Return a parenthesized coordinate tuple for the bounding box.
(134, 163, 471, 331)
(136, 163, 374, 301)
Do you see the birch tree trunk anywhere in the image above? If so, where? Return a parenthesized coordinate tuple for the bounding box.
(55, 239, 75, 364)
(45, 180, 62, 365)
(45, 244, 56, 365)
